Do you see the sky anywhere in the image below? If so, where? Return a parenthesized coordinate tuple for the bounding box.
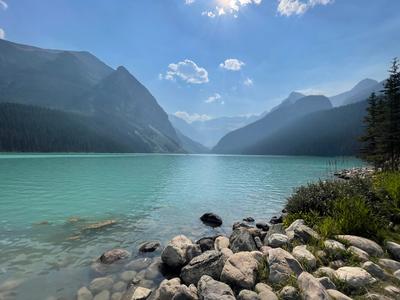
(1, 0, 400, 121)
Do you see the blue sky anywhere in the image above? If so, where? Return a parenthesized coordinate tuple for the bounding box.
(1, 0, 400, 121)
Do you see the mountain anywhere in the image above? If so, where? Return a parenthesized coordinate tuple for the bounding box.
(329, 79, 383, 107)
(169, 114, 261, 148)
(0, 39, 183, 153)
(213, 95, 333, 154)
(174, 129, 209, 154)
(270, 91, 305, 112)
(244, 100, 368, 156)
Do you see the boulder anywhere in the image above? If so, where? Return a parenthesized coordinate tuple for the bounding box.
(324, 240, 346, 258)
(334, 267, 376, 289)
(161, 235, 197, 269)
(256, 222, 269, 231)
(238, 290, 259, 300)
(220, 251, 262, 290)
(348, 246, 369, 262)
(181, 250, 225, 285)
(77, 287, 93, 300)
(386, 241, 400, 261)
(258, 290, 278, 300)
(93, 290, 110, 300)
(214, 236, 230, 251)
(132, 287, 152, 300)
(278, 286, 299, 300)
(394, 269, 400, 280)
(285, 220, 320, 243)
(362, 261, 387, 280)
(229, 228, 257, 253)
(89, 277, 114, 294)
(254, 236, 263, 249)
(139, 241, 160, 253)
(292, 245, 317, 270)
(220, 248, 233, 261)
(314, 267, 335, 279)
(233, 222, 253, 230)
(378, 258, 400, 272)
(317, 277, 336, 290)
(336, 235, 383, 257)
(172, 284, 198, 300)
(297, 272, 330, 300)
(197, 237, 215, 252)
(200, 213, 222, 227)
(384, 285, 400, 297)
(266, 233, 289, 248)
(267, 248, 303, 284)
(99, 249, 130, 264)
(157, 278, 182, 300)
(326, 289, 352, 300)
(255, 283, 272, 294)
(197, 275, 235, 300)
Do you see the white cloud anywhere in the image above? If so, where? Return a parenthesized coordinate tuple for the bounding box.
(205, 93, 224, 104)
(185, 0, 195, 5)
(244, 78, 254, 86)
(202, 0, 262, 18)
(0, 0, 8, 10)
(162, 59, 209, 84)
(277, 0, 333, 16)
(174, 111, 212, 123)
(220, 58, 245, 71)
(0, 28, 4, 39)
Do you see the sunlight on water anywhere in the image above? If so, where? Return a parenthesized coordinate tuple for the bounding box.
(0, 154, 363, 299)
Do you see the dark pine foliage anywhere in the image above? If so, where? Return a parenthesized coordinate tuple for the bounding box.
(360, 58, 400, 171)
(0, 103, 133, 153)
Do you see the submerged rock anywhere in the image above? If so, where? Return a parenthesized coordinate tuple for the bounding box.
(139, 241, 161, 253)
(200, 213, 223, 227)
(77, 287, 93, 300)
(89, 277, 114, 294)
(93, 290, 110, 300)
(99, 249, 130, 264)
(84, 220, 117, 231)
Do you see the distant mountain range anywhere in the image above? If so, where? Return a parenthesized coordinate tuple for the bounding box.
(0, 39, 200, 153)
(169, 114, 261, 148)
(0, 39, 384, 155)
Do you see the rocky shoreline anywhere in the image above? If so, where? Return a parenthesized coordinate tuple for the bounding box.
(334, 167, 375, 180)
(77, 213, 400, 300)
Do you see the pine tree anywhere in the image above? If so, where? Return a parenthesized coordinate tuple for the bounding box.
(381, 58, 400, 170)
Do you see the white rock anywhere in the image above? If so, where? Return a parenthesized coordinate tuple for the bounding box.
(336, 235, 383, 256)
(292, 245, 317, 270)
(297, 272, 330, 300)
(214, 236, 230, 251)
(348, 246, 369, 262)
(267, 234, 289, 248)
(324, 240, 346, 257)
(378, 258, 400, 272)
(220, 251, 262, 290)
(334, 267, 376, 289)
(132, 287, 152, 300)
(157, 278, 182, 300)
(197, 275, 235, 300)
(326, 289, 352, 300)
(267, 248, 303, 284)
(161, 235, 196, 269)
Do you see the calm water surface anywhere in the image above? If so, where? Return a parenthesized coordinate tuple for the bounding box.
(0, 154, 363, 299)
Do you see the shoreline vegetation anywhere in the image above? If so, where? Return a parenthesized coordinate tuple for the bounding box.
(66, 168, 400, 300)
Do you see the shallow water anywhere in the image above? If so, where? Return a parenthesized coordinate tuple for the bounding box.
(0, 154, 363, 299)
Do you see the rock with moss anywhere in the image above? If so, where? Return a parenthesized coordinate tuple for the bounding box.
(362, 261, 387, 280)
(285, 220, 320, 243)
(378, 258, 400, 272)
(317, 277, 336, 290)
(237, 290, 259, 300)
(386, 241, 400, 261)
(324, 240, 346, 258)
(278, 286, 299, 300)
(347, 246, 369, 262)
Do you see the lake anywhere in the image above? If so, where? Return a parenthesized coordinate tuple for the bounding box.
(0, 154, 363, 299)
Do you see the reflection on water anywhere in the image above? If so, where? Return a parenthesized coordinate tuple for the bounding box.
(0, 154, 363, 299)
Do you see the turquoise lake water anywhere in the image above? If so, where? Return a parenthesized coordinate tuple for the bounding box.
(0, 154, 363, 299)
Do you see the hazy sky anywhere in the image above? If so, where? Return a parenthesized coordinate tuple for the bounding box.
(1, 0, 400, 120)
